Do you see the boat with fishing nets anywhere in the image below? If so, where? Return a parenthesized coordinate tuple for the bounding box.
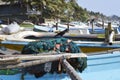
(0, 38, 87, 80)
(0, 28, 120, 80)
(0, 43, 120, 80)
(0, 28, 120, 53)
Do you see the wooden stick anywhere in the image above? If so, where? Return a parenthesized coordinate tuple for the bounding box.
(0, 61, 20, 65)
(0, 53, 87, 61)
(0, 57, 59, 69)
(61, 58, 82, 80)
(0, 58, 20, 65)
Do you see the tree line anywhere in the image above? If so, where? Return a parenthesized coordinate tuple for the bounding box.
(2, 0, 89, 22)
(4, 0, 116, 23)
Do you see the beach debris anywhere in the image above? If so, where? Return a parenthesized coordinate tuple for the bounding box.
(2, 22, 20, 34)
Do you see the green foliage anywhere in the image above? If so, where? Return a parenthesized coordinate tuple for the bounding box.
(2, 0, 89, 22)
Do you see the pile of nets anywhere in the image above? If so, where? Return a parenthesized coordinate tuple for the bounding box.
(21, 38, 87, 78)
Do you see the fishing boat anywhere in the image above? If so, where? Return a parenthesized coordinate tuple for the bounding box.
(33, 24, 66, 32)
(0, 38, 87, 80)
(33, 21, 120, 36)
(33, 22, 90, 32)
(0, 27, 119, 53)
(0, 36, 119, 53)
(0, 21, 120, 53)
(0, 28, 120, 80)
(0, 48, 120, 80)
(1, 38, 120, 53)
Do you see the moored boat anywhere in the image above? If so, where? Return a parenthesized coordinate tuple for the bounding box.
(0, 50, 120, 80)
(0, 31, 120, 80)
(0, 22, 120, 53)
(0, 38, 87, 80)
(1, 39, 120, 53)
(0, 31, 120, 53)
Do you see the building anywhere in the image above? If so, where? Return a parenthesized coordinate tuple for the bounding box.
(0, 0, 41, 24)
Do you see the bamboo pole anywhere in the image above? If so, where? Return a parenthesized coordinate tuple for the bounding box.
(0, 58, 20, 65)
(0, 57, 59, 69)
(56, 23, 58, 30)
(61, 58, 82, 80)
(67, 23, 69, 32)
(0, 53, 86, 61)
(0, 53, 86, 69)
(102, 19, 104, 29)
(91, 22, 94, 33)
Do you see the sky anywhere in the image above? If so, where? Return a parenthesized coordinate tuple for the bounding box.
(77, 0, 120, 17)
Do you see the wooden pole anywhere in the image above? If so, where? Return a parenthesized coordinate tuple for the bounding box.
(0, 53, 87, 69)
(56, 22, 58, 30)
(0, 58, 20, 65)
(91, 22, 94, 33)
(0, 57, 59, 69)
(105, 22, 111, 42)
(105, 22, 115, 44)
(67, 23, 69, 32)
(61, 58, 82, 80)
(102, 19, 104, 29)
(90, 19, 94, 33)
(0, 53, 87, 61)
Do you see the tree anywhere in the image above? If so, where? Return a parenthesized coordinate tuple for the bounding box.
(2, 0, 89, 22)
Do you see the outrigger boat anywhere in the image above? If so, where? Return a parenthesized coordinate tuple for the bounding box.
(0, 45, 120, 80)
(0, 38, 87, 80)
(0, 22, 120, 53)
(0, 23, 120, 80)
(0, 34, 119, 53)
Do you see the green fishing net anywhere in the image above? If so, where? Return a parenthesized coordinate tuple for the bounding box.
(21, 38, 87, 78)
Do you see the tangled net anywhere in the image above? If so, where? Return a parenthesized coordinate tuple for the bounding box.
(22, 38, 87, 78)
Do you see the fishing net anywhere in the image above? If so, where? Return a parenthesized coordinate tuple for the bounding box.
(21, 38, 87, 78)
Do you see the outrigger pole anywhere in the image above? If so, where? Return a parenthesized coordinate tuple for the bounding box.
(61, 57, 82, 80)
